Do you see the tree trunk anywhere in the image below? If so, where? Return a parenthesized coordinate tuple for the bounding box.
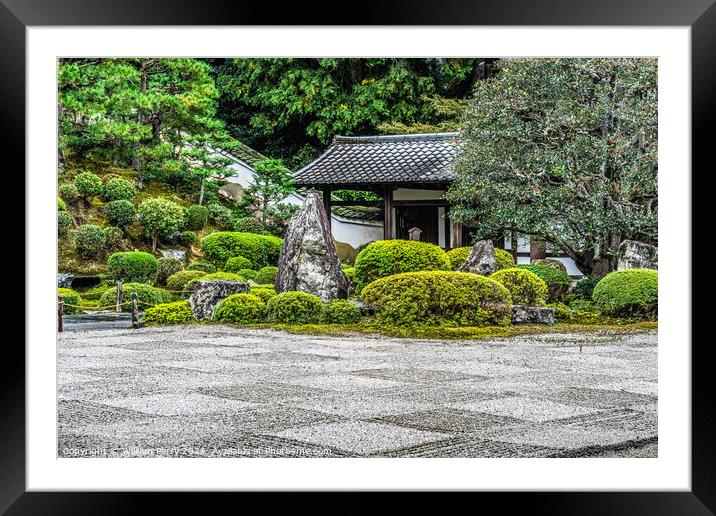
(199, 178, 205, 205)
(152, 233, 157, 252)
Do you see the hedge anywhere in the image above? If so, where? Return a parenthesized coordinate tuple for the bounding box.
(215, 293, 266, 324)
(143, 300, 195, 325)
(102, 177, 136, 202)
(107, 252, 158, 284)
(58, 288, 82, 314)
(489, 268, 548, 306)
(166, 270, 207, 291)
(321, 299, 362, 324)
(185, 204, 209, 230)
(73, 224, 106, 258)
(157, 256, 184, 285)
(353, 240, 450, 293)
(224, 256, 252, 274)
(248, 287, 277, 303)
(266, 291, 324, 324)
(98, 283, 173, 311)
(518, 264, 571, 302)
(186, 261, 217, 274)
(104, 199, 136, 227)
(255, 266, 278, 285)
(200, 231, 283, 269)
(592, 269, 658, 318)
(361, 271, 512, 327)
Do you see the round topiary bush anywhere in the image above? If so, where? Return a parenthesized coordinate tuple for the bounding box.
(157, 256, 184, 285)
(200, 232, 283, 269)
(186, 261, 217, 274)
(573, 275, 603, 300)
(74, 171, 104, 199)
(185, 204, 209, 230)
(143, 300, 195, 325)
(102, 177, 136, 202)
(321, 299, 362, 324)
(179, 230, 197, 246)
(104, 199, 136, 227)
(215, 293, 266, 324)
(58, 197, 67, 212)
(73, 224, 106, 258)
(58, 211, 72, 235)
(58, 183, 79, 205)
(103, 226, 124, 249)
(495, 248, 516, 270)
(98, 283, 173, 312)
(58, 287, 82, 314)
(446, 247, 471, 270)
(518, 264, 572, 302)
(224, 256, 252, 274)
(490, 268, 549, 307)
(107, 252, 158, 284)
(353, 240, 451, 293)
(207, 203, 233, 228)
(361, 271, 512, 327)
(266, 291, 324, 324)
(592, 269, 658, 318)
(255, 266, 278, 285)
(166, 270, 207, 292)
(248, 287, 277, 303)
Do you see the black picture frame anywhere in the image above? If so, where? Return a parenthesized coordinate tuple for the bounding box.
(3, 0, 711, 513)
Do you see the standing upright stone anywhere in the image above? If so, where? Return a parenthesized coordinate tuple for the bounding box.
(275, 193, 348, 301)
(459, 239, 500, 276)
(617, 240, 658, 271)
(189, 280, 249, 321)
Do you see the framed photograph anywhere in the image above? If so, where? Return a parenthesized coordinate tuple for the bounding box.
(5, 0, 711, 512)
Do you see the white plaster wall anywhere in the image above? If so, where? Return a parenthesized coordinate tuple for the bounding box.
(393, 188, 446, 200)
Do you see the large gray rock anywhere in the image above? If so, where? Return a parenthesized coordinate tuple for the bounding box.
(160, 249, 187, 261)
(617, 240, 658, 271)
(458, 239, 499, 276)
(57, 272, 74, 288)
(275, 193, 348, 301)
(512, 305, 556, 325)
(218, 182, 243, 201)
(189, 280, 249, 321)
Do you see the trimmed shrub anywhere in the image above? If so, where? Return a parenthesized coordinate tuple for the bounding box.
(58, 211, 72, 235)
(107, 251, 158, 283)
(200, 231, 283, 269)
(353, 240, 451, 293)
(166, 270, 207, 291)
(73, 224, 106, 258)
(215, 293, 266, 324)
(179, 230, 197, 246)
(144, 300, 195, 325)
(490, 268, 549, 307)
(157, 257, 184, 285)
(531, 258, 567, 272)
(98, 283, 173, 312)
(361, 271, 512, 327)
(249, 287, 277, 303)
(238, 269, 257, 280)
(102, 177, 136, 202)
(185, 204, 209, 230)
(58, 197, 67, 211)
(186, 261, 217, 274)
(58, 287, 82, 314)
(592, 269, 658, 318)
(103, 226, 124, 249)
(74, 171, 104, 198)
(80, 283, 111, 301)
(232, 216, 265, 234)
(342, 266, 355, 283)
(224, 256, 252, 274)
(266, 291, 324, 324)
(104, 200, 136, 227)
(58, 183, 79, 204)
(446, 246, 516, 271)
(321, 299, 362, 324)
(495, 248, 516, 270)
(518, 264, 571, 302)
(207, 203, 233, 229)
(573, 275, 603, 300)
(255, 266, 278, 285)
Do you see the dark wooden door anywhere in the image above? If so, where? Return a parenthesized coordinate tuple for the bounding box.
(396, 206, 439, 245)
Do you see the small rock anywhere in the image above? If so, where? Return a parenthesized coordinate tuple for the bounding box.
(160, 249, 187, 261)
(459, 239, 499, 276)
(617, 240, 658, 271)
(57, 272, 75, 288)
(531, 258, 567, 272)
(189, 280, 250, 321)
(512, 305, 555, 325)
(218, 183, 244, 201)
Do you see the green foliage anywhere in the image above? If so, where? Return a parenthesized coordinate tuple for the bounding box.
(321, 299, 362, 324)
(237, 269, 257, 280)
(103, 226, 124, 248)
(58, 211, 72, 235)
(448, 58, 658, 275)
(185, 204, 209, 230)
(58, 198, 67, 211)
(102, 177, 136, 202)
(232, 216, 265, 234)
(248, 287, 277, 303)
(531, 258, 567, 272)
(166, 270, 207, 291)
(490, 268, 549, 306)
(58, 183, 79, 204)
(255, 266, 278, 285)
(73, 224, 107, 258)
(80, 284, 112, 301)
(495, 248, 516, 270)
(224, 256, 252, 273)
(215, 293, 266, 324)
(98, 282, 173, 311)
(157, 256, 184, 285)
(592, 269, 658, 318)
(266, 291, 324, 324)
(573, 275, 603, 300)
(58, 288, 82, 314)
(180, 133, 234, 204)
(143, 300, 195, 325)
(241, 158, 294, 226)
(446, 247, 471, 270)
(342, 266, 355, 284)
(179, 230, 197, 246)
(185, 271, 245, 289)
(207, 203, 233, 229)
(361, 271, 512, 327)
(74, 172, 104, 199)
(107, 251, 158, 283)
(186, 261, 217, 273)
(199, 231, 283, 268)
(104, 199, 136, 227)
(518, 264, 571, 302)
(353, 240, 450, 293)
(138, 197, 186, 251)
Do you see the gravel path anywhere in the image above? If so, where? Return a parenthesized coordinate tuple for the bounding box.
(57, 324, 657, 458)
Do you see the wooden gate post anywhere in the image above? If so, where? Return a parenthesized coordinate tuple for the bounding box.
(57, 295, 64, 332)
(131, 292, 140, 329)
(116, 281, 123, 313)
